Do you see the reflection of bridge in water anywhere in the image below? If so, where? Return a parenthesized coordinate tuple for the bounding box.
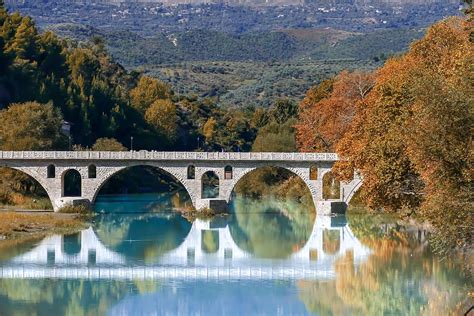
(0, 215, 370, 281)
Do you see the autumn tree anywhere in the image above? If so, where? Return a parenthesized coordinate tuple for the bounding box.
(6, 16, 38, 61)
(130, 76, 171, 113)
(144, 99, 178, 145)
(0, 102, 66, 204)
(0, 102, 66, 150)
(92, 138, 126, 151)
(201, 116, 218, 149)
(296, 71, 374, 152)
(333, 18, 473, 251)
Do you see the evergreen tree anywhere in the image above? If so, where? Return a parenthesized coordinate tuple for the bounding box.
(6, 16, 38, 61)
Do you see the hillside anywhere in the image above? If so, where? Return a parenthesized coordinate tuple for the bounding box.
(48, 24, 424, 64)
(45, 23, 424, 107)
(6, 0, 458, 6)
(4, 0, 455, 107)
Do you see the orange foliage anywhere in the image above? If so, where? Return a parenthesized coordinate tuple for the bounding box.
(333, 18, 473, 218)
(296, 71, 375, 152)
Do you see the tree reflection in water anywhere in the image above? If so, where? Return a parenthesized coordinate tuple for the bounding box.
(92, 192, 193, 264)
(228, 196, 315, 259)
(93, 213, 192, 264)
(0, 279, 159, 316)
(297, 212, 472, 315)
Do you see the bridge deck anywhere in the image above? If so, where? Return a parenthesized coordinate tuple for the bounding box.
(0, 151, 338, 162)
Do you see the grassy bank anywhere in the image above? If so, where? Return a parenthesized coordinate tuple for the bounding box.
(0, 211, 88, 260)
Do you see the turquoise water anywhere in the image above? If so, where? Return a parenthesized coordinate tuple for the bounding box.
(0, 193, 471, 315)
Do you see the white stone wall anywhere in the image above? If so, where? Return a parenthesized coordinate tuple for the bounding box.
(0, 151, 362, 212)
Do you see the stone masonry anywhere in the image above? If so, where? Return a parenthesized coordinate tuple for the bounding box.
(0, 151, 363, 213)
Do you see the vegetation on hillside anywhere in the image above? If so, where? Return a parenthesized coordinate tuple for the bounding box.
(296, 17, 473, 254)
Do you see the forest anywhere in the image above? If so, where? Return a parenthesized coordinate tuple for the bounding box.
(296, 16, 473, 255)
(0, 0, 472, 259)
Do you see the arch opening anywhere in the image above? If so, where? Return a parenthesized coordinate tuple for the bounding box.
(47, 165, 56, 178)
(63, 169, 82, 197)
(201, 230, 219, 253)
(94, 165, 193, 213)
(322, 171, 340, 200)
(88, 165, 97, 179)
(224, 166, 233, 180)
(232, 166, 315, 208)
(228, 166, 316, 259)
(202, 171, 219, 199)
(0, 167, 53, 209)
(62, 233, 82, 255)
(93, 213, 192, 263)
(323, 229, 341, 255)
(187, 165, 195, 180)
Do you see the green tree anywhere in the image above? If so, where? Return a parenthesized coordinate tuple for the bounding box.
(252, 120, 297, 152)
(270, 98, 298, 124)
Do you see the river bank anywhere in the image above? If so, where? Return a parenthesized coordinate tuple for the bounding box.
(0, 210, 88, 260)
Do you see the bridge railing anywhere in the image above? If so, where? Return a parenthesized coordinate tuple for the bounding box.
(0, 151, 339, 161)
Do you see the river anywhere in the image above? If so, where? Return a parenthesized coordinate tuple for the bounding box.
(0, 193, 471, 315)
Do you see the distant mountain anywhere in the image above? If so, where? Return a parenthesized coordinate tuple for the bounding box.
(5, 0, 460, 6)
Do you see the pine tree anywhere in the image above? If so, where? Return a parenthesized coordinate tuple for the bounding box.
(6, 16, 38, 61)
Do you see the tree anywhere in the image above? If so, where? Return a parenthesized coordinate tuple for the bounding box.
(250, 107, 269, 129)
(333, 17, 473, 251)
(144, 99, 178, 145)
(252, 120, 297, 152)
(296, 71, 374, 152)
(129, 76, 171, 113)
(92, 138, 126, 151)
(202, 117, 217, 144)
(0, 0, 7, 25)
(0, 102, 66, 150)
(270, 98, 298, 125)
(6, 16, 38, 61)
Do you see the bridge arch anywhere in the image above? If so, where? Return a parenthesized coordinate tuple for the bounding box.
(344, 178, 363, 204)
(90, 163, 196, 209)
(322, 171, 340, 200)
(0, 166, 54, 209)
(201, 171, 219, 199)
(62, 169, 82, 197)
(223, 164, 318, 206)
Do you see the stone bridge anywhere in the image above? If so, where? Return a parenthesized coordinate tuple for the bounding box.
(0, 151, 362, 212)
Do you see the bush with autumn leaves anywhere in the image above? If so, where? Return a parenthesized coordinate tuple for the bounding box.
(296, 17, 473, 253)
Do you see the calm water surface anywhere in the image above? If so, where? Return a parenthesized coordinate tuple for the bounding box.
(0, 193, 471, 315)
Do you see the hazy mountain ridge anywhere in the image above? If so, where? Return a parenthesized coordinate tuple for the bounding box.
(5, 0, 460, 6)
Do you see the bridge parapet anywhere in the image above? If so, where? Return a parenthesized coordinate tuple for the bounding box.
(0, 151, 338, 162)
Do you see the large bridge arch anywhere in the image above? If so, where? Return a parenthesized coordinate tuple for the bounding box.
(89, 163, 198, 210)
(0, 165, 56, 209)
(221, 163, 319, 206)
